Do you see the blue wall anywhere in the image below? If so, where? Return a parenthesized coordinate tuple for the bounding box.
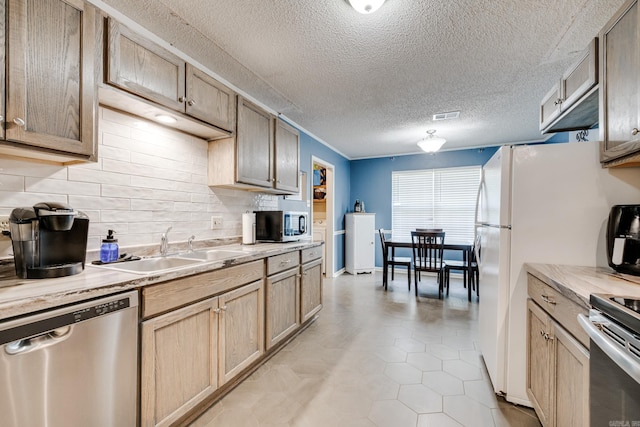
(350, 147, 500, 267)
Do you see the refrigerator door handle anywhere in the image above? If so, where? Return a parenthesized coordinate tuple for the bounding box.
(474, 168, 485, 227)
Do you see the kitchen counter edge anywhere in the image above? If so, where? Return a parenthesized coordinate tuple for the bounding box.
(524, 263, 640, 309)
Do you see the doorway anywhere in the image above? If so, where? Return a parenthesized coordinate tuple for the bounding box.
(311, 156, 335, 277)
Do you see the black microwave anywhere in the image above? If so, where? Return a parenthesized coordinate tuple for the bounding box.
(254, 211, 308, 242)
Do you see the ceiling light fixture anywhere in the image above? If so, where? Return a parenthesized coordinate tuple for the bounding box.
(417, 130, 446, 153)
(154, 114, 177, 124)
(348, 0, 386, 14)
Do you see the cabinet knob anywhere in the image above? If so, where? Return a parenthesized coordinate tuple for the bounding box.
(220, 305, 228, 311)
(541, 295, 556, 305)
(554, 98, 563, 106)
(178, 96, 187, 103)
(632, 128, 639, 136)
(213, 308, 221, 314)
(13, 118, 25, 127)
(187, 99, 196, 106)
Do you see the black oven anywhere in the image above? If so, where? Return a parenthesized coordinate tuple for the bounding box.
(579, 294, 640, 426)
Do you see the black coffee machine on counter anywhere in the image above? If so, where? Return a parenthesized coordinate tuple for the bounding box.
(9, 202, 89, 279)
(607, 204, 640, 276)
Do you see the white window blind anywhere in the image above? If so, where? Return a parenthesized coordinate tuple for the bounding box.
(392, 166, 481, 244)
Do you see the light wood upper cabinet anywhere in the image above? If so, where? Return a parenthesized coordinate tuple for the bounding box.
(600, 0, 640, 166)
(236, 97, 274, 187)
(106, 18, 236, 133)
(540, 38, 598, 133)
(186, 64, 236, 131)
(208, 97, 301, 195)
(4, 0, 97, 160)
(274, 119, 300, 193)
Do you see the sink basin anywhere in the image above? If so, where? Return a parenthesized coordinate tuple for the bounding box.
(91, 256, 204, 274)
(177, 249, 248, 261)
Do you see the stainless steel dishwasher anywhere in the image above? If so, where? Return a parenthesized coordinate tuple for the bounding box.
(0, 290, 138, 427)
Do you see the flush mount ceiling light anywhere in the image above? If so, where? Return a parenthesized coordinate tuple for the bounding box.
(348, 0, 386, 14)
(154, 114, 177, 124)
(417, 130, 446, 153)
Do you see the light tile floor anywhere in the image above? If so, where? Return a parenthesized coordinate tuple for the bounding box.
(191, 272, 541, 427)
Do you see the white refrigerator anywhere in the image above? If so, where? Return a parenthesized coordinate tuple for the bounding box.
(476, 141, 640, 406)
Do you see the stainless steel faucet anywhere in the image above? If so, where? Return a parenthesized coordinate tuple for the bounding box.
(188, 235, 195, 252)
(160, 226, 172, 256)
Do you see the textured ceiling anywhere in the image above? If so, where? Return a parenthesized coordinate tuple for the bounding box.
(95, 0, 626, 159)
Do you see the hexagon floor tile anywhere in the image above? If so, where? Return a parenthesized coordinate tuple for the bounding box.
(190, 272, 541, 427)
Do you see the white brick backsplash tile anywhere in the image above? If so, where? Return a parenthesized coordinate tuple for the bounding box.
(69, 195, 131, 210)
(68, 167, 130, 186)
(0, 174, 25, 191)
(0, 108, 283, 253)
(0, 191, 67, 208)
(98, 144, 131, 162)
(26, 177, 100, 196)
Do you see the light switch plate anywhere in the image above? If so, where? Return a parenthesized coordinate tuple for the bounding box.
(0, 216, 9, 238)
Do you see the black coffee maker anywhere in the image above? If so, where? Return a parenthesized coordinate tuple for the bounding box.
(607, 204, 640, 276)
(9, 202, 89, 279)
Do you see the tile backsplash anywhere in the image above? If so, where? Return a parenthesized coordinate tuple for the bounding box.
(0, 107, 277, 258)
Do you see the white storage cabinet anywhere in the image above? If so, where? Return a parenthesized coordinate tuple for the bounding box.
(345, 213, 375, 274)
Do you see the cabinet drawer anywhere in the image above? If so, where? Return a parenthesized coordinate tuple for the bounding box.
(267, 251, 300, 276)
(301, 247, 322, 264)
(142, 260, 263, 319)
(527, 273, 589, 348)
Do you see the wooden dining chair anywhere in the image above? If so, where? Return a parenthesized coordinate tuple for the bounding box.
(410, 231, 446, 298)
(378, 229, 412, 290)
(444, 234, 480, 300)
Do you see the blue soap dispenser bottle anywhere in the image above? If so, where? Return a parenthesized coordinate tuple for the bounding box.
(100, 229, 119, 263)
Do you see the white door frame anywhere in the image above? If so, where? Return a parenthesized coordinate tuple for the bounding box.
(311, 156, 335, 277)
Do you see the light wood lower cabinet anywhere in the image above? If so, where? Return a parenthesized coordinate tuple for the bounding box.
(526, 298, 589, 427)
(141, 297, 219, 427)
(218, 280, 265, 385)
(141, 279, 264, 427)
(301, 258, 323, 323)
(265, 267, 300, 350)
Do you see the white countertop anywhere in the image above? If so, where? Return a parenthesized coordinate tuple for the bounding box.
(0, 241, 322, 322)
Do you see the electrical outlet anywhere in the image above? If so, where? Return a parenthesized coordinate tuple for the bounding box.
(0, 215, 9, 237)
(210, 215, 223, 229)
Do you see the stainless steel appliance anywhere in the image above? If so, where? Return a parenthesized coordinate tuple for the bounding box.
(255, 210, 308, 242)
(607, 204, 640, 276)
(0, 291, 139, 427)
(9, 202, 89, 278)
(579, 294, 640, 425)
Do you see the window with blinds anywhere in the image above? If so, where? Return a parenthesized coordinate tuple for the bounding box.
(392, 166, 481, 243)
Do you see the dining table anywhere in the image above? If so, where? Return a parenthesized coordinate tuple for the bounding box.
(384, 238, 475, 301)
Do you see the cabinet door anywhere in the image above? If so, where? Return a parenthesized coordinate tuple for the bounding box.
(301, 259, 323, 323)
(185, 64, 236, 131)
(265, 268, 300, 349)
(526, 300, 553, 426)
(274, 119, 300, 193)
(218, 279, 264, 385)
(236, 97, 274, 188)
(539, 83, 562, 130)
(561, 38, 597, 112)
(6, 0, 96, 156)
(600, 0, 640, 163)
(141, 298, 219, 427)
(552, 321, 589, 427)
(106, 18, 186, 112)
(0, 0, 5, 141)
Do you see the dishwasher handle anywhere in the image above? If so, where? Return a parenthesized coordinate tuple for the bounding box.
(5, 326, 72, 356)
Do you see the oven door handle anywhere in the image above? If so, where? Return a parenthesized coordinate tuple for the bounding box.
(578, 314, 640, 384)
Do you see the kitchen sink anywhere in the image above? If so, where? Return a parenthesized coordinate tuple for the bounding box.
(177, 249, 249, 261)
(90, 256, 205, 274)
